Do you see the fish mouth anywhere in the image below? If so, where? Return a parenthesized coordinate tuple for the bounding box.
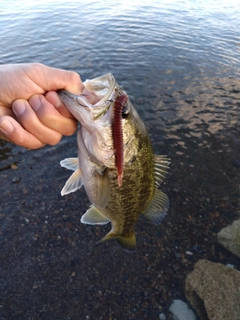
(83, 73, 116, 103)
(58, 73, 117, 108)
(58, 73, 127, 182)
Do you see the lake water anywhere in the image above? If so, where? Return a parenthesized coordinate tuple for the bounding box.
(0, 1, 240, 319)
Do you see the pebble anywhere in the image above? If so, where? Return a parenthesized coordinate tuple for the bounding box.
(12, 177, 21, 183)
(192, 245, 202, 253)
(169, 299, 197, 320)
(159, 313, 166, 320)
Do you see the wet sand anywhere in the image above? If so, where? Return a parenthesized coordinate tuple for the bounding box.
(0, 133, 239, 320)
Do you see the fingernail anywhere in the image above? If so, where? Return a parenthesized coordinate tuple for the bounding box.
(51, 93, 62, 109)
(30, 95, 41, 112)
(0, 120, 14, 134)
(13, 100, 26, 116)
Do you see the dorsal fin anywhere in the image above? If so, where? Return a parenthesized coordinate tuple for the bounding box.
(154, 155, 171, 187)
(143, 188, 169, 225)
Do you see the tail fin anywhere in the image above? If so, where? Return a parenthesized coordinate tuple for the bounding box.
(117, 233, 136, 253)
(98, 231, 136, 253)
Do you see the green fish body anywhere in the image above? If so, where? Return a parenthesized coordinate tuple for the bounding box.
(58, 74, 170, 252)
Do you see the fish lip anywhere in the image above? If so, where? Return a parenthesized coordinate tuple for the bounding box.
(58, 89, 86, 100)
(57, 89, 75, 98)
(58, 89, 90, 108)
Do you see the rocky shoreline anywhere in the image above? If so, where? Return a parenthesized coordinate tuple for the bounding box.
(168, 220, 240, 320)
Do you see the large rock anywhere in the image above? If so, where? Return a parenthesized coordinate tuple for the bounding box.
(217, 219, 240, 258)
(185, 259, 240, 320)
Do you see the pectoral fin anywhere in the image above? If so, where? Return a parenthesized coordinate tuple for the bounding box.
(143, 188, 169, 225)
(61, 169, 83, 196)
(81, 206, 110, 225)
(60, 157, 79, 171)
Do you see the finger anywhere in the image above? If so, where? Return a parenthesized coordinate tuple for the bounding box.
(29, 94, 77, 136)
(45, 91, 75, 118)
(26, 63, 85, 94)
(0, 105, 16, 118)
(12, 99, 62, 145)
(0, 116, 45, 149)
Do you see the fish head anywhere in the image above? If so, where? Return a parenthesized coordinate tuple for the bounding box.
(58, 73, 146, 171)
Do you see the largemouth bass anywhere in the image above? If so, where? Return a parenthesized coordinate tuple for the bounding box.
(58, 74, 170, 252)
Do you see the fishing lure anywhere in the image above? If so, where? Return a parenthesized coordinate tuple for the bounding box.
(112, 94, 128, 187)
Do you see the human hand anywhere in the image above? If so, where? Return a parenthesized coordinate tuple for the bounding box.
(0, 63, 84, 149)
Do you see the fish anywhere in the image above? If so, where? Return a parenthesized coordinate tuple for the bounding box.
(58, 73, 170, 252)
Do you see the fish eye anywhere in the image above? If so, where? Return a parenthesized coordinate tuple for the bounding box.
(122, 106, 130, 119)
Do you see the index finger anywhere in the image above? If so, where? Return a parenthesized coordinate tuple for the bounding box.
(45, 91, 75, 119)
(26, 63, 85, 94)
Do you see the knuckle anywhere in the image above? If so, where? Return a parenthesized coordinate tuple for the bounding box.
(48, 134, 62, 146)
(68, 71, 81, 84)
(31, 62, 44, 72)
(15, 134, 44, 149)
(65, 125, 77, 136)
(30, 142, 46, 150)
(25, 62, 44, 76)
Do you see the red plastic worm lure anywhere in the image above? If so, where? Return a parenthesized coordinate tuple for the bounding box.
(112, 94, 128, 187)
